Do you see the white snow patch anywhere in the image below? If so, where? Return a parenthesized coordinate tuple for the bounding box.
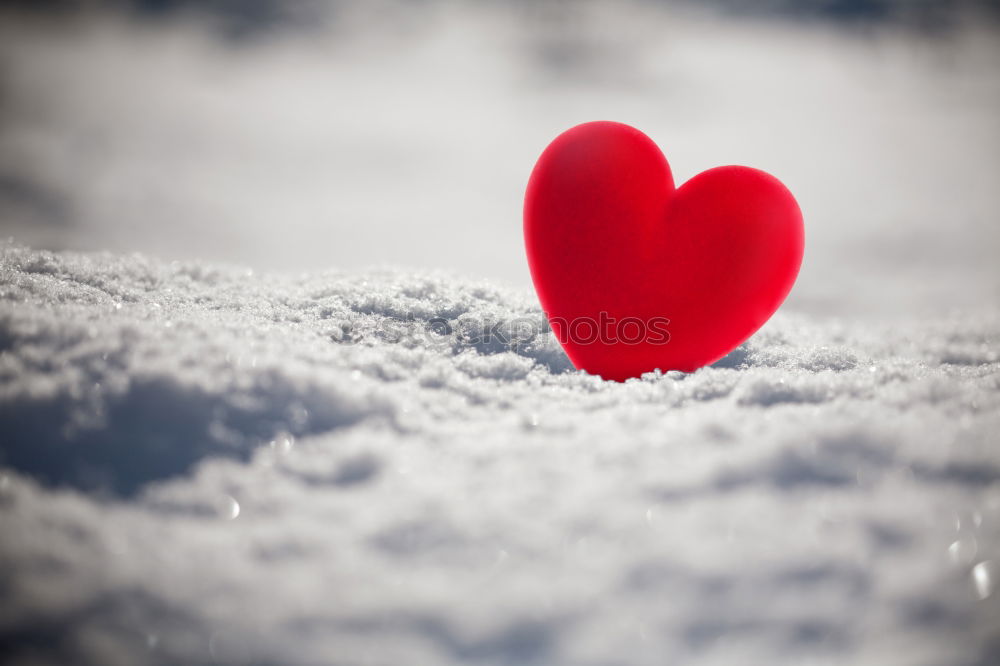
(1, 243, 999, 665)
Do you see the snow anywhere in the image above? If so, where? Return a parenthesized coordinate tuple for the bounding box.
(1, 241, 999, 665)
(2, 4, 999, 318)
(2, 2, 999, 662)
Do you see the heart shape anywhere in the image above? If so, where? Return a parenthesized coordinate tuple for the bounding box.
(524, 121, 804, 381)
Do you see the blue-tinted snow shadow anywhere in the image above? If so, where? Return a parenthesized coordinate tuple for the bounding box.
(0, 369, 387, 498)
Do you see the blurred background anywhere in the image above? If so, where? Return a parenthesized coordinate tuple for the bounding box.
(1, 0, 998, 318)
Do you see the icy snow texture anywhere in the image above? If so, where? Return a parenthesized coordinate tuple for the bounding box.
(1, 242, 1000, 666)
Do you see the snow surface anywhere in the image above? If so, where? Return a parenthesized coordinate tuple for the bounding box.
(1, 242, 999, 665)
(3, 5, 999, 317)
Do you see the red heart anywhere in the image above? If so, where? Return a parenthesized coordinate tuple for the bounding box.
(524, 121, 804, 381)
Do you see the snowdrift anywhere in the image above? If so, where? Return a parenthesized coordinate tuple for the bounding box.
(1, 243, 998, 665)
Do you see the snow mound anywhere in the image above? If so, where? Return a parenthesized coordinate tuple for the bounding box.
(1, 243, 999, 666)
